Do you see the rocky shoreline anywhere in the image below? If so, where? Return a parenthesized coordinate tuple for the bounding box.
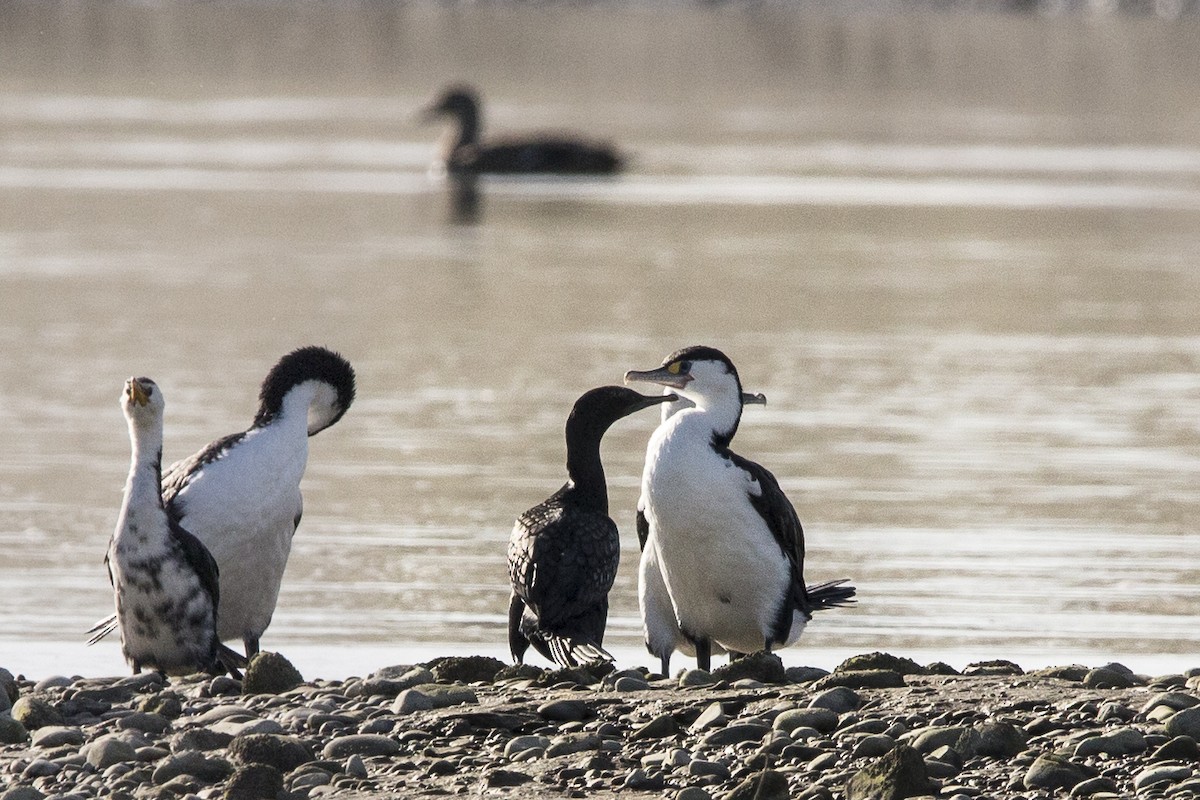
(2, 651, 1199, 800)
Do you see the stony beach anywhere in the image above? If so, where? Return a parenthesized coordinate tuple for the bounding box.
(2, 651, 1199, 800)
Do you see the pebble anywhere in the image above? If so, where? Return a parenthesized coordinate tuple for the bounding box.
(321, 733, 400, 759)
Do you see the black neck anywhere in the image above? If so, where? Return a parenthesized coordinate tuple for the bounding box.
(564, 422, 608, 514)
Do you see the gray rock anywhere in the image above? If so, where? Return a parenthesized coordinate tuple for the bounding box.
(786, 666, 830, 683)
(211, 717, 284, 737)
(426, 654, 506, 683)
(392, 688, 435, 714)
(852, 734, 898, 759)
(504, 735, 550, 759)
(10, 696, 63, 729)
(835, 652, 925, 675)
(814, 669, 905, 690)
(224, 763, 283, 800)
(726, 769, 790, 800)
(31, 725, 85, 748)
(972, 722, 1028, 759)
(546, 732, 600, 757)
(676, 788, 713, 800)
(484, 769, 533, 788)
(1143, 692, 1200, 714)
(83, 736, 137, 769)
(909, 725, 970, 755)
(537, 699, 593, 722)
(321, 733, 400, 759)
(699, 723, 769, 748)
(1152, 735, 1200, 762)
(358, 666, 436, 697)
(0, 716, 27, 744)
(1070, 776, 1119, 796)
(1083, 668, 1135, 689)
(0, 667, 17, 703)
(407, 683, 477, 708)
(138, 692, 183, 719)
(0, 788, 45, 800)
(1133, 764, 1192, 791)
(808, 687, 862, 714)
(679, 669, 717, 688)
(962, 659, 1023, 676)
(845, 745, 934, 800)
(151, 749, 234, 784)
(688, 759, 730, 779)
(117, 712, 171, 735)
(623, 768, 665, 791)
(614, 675, 652, 691)
(20, 759, 60, 779)
(712, 652, 786, 684)
(775, 707, 839, 734)
(1073, 727, 1146, 758)
(227, 733, 314, 772)
(631, 713, 679, 740)
(1166, 707, 1200, 739)
(241, 651, 303, 695)
(690, 702, 728, 732)
(1024, 753, 1088, 791)
(171, 727, 234, 752)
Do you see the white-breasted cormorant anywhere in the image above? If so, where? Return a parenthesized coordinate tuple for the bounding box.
(638, 388, 766, 676)
(104, 377, 223, 676)
(423, 85, 624, 177)
(508, 386, 673, 668)
(625, 346, 854, 672)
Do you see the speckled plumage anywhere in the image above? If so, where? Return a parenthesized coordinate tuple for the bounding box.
(508, 386, 671, 668)
(104, 377, 222, 676)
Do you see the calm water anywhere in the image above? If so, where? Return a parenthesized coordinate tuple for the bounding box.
(2, 2, 1199, 679)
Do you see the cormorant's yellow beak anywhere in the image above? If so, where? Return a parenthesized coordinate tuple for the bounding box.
(128, 378, 150, 407)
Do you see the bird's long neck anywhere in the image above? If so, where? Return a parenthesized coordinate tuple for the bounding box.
(124, 420, 165, 512)
(564, 423, 608, 514)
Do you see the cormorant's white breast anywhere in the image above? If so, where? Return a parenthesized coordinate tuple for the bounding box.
(626, 346, 854, 672)
(508, 385, 672, 668)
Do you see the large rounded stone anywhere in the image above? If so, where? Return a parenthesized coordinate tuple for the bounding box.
(322, 734, 400, 759)
(10, 697, 62, 730)
(227, 733, 314, 772)
(726, 769, 790, 800)
(808, 687, 862, 714)
(1166, 707, 1200, 739)
(427, 655, 506, 683)
(835, 652, 925, 675)
(845, 744, 935, 800)
(224, 763, 283, 800)
(713, 652, 786, 684)
(241, 652, 303, 695)
(1024, 753, 1088, 791)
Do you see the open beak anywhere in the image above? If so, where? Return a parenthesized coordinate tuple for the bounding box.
(624, 366, 691, 391)
(741, 392, 767, 406)
(127, 378, 150, 407)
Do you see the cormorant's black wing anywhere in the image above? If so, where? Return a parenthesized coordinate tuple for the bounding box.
(509, 490, 620, 639)
(636, 504, 650, 551)
(169, 518, 221, 614)
(725, 451, 809, 612)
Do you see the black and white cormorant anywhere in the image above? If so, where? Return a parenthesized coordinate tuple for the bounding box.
(625, 346, 855, 672)
(423, 85, 624, 177)
(104, 377, 223, 676)
(637, 388, 766, 676)
(91, 346, 356, 659)
(508, 386, 673, 668)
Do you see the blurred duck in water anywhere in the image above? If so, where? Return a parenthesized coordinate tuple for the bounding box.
(422, 85, 624, 178)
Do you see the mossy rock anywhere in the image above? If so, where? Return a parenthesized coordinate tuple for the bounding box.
(241, 652, 303, 695)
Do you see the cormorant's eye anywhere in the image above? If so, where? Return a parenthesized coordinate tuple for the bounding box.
(679, 360, 692, 372)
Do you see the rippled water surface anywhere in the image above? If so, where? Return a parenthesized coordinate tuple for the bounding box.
(2, 2, 1198, 678)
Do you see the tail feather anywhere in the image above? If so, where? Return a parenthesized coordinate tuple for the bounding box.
(546, 635, 614, 669)
(806, 579, 856, 611)
(86, 614, 118, 646)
